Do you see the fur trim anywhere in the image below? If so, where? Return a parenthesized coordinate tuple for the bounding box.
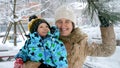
(60, 27, 88, 45)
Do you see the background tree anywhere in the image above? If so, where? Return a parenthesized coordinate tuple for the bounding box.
(0, 0, 120, 46)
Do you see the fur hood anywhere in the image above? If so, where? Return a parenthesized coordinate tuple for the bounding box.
(60, 27, 88, 45)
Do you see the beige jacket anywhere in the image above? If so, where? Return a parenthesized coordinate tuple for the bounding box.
(59, 26, 116, 68)
(23, 26, 116, 68)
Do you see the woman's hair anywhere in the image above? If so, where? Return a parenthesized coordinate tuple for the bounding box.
(72, 22, 75, 32)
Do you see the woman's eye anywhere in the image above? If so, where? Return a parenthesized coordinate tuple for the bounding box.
(58, 22, 62, 24)
(56, 20, 62, 24)
(66, 20, 72, 24)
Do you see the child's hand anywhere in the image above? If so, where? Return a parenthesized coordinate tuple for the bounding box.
(50, 26, 57, 34)
(14, 58, 23, 68)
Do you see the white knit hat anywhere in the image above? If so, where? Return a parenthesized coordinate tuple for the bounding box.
(55, 5, 76, 24)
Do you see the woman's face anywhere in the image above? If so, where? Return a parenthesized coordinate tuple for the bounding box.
(56, 18, 73, 36)
(37, 23, 50, 37)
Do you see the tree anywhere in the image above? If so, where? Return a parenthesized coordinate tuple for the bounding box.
(85, 0, 120, 25)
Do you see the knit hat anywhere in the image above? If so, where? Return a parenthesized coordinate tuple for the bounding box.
(28, 18, 50, 33)
(55, 5, 76, 24)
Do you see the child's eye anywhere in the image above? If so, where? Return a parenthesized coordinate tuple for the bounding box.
(39, 26, 43, 28)
(46, 26, 49, 28)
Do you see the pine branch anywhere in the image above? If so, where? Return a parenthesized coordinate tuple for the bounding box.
(85, 0, 120, 24)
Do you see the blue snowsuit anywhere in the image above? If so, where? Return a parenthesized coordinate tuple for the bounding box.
(15, 26, 68, 68)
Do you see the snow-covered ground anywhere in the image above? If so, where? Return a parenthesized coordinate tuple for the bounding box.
(84, 46, 120, 68)
(0, 25, 120, 68)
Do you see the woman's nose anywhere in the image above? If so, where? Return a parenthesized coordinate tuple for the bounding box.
(61, 22, 66, 28)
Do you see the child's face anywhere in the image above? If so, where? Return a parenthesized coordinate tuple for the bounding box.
(37, 23, 50, 37)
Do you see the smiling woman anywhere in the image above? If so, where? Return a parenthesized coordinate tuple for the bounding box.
(54, 5, 116, 68)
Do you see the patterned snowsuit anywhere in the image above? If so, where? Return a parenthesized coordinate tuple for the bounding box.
(15, 27, 68, 68)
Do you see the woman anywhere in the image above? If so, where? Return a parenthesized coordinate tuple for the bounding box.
(23, 5, 116, 68)
(54, 5, 116, 68)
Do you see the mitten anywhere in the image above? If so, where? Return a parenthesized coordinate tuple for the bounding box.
(98, 12, 111, 27)
(50, 26, 57, 34)
(14, 58, 23, 68)
(50, 26, 59, 38)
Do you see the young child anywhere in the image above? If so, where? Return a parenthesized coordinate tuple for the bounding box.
(14, 18, 68, 68)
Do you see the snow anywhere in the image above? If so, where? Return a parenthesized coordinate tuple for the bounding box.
(0, 61, 14, 68)
(84, 46, 120, 68)
(0, 25, 120, 68)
